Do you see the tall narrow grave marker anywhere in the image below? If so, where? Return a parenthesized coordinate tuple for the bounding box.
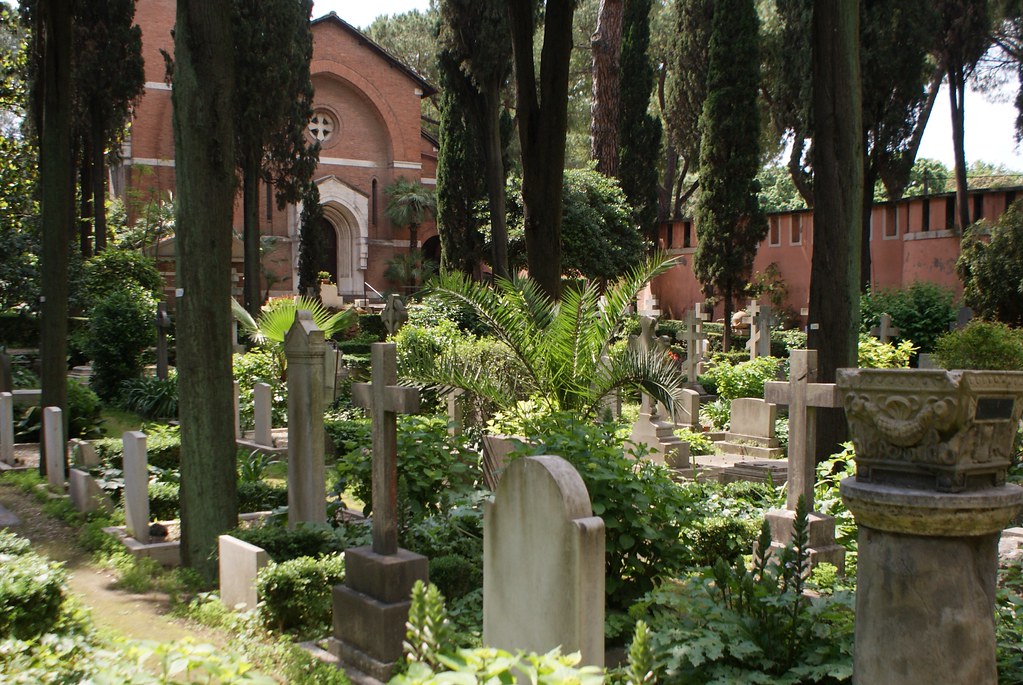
(285, 310, 327, 527)
(122, 431, 149, 544)
(0, 392, 13, 465)
(43, 407, 65, 489)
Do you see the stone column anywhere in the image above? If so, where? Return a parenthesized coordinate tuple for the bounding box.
(285, 310, 327, 527)
(123, 431, 150, 544)
(838, 368, 1023, 685)
(253, 382, 273, 447)
(43, 406, 65, 489)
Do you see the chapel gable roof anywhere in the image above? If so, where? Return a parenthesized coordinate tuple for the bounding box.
(312, 12, 437, 98)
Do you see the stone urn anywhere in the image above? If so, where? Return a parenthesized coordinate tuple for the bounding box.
(836, 368, 1023, 492)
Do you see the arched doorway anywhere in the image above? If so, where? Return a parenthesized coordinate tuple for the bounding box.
(321, 206, 358, 294)
(316, 217, 338, 284)
(422, 235, 441, 267)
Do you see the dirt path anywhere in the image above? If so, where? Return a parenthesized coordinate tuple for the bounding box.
(0, 482, 222, 645)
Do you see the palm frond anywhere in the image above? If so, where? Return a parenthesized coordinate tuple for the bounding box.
(231, 297, 264, 344)
(586, 344, 687, 420)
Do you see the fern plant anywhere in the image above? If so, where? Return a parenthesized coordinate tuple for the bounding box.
(417, 256, 687, 420)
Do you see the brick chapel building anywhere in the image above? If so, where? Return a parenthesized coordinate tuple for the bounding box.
(118, 2, 438, 304)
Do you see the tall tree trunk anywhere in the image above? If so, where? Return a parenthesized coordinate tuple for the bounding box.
(79, 143, 93, 259)
(722, 289, 733, 353)
(809, 0, 863, 459)
(38, 0, 74, 478)
(948, 63, 971, 232)
(860, 162, 879, 291)
(173, 0, 238, 581)
(590, 0, 623, 177)
(92, 117, 108, 252)
(242, 153, 262, 317)
(483, 85, 508, 280)
(508, 0, 575, 298)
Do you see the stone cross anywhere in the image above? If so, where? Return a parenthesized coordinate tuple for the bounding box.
(285, 310, 327, 527)
(352, 342, 420, 555)
(681, 307, 709, 383)
(1, 392, 13, 465)
(745, 301, 773, 359)
(764, 349, 842, 511)
(155, 302, 172, 380)
(870, 313, 900, 343)
(381, 294, 408, 336)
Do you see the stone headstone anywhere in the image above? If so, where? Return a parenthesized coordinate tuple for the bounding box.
(483, 455, 605, 667)
(870, 312, 900, 343)
(155, 302, 172, 380)
(955, 306, 974, 330)
(681, 307, 709, 383)
(745, 301, 773, 359)
(69, 438, 99, 468)
(219, 534, 269, 611)
(628, 316, 687, 467)
(333, 341, 428, 682)
(0, 392, 13, 465)
(674, 388, 701, 431)
(69, 468, 113, 514)
(763, 349, 845, 571)
(285, 310, 327, 527)
(43, 407, 65, 489)
(917, 352, 937, 369)
(324, 343, 339, 405)
(716, 398, 783, 459)
(446, 388, 465, 436)
(233, 381, 241, 441)
(253, 382, 273, 447)
(381, 294, 408, 336)
(122, 431, 150, 544)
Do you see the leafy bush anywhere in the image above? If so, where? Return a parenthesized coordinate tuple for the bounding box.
(934, 320, 1023, 370)
(707, 356, 783, 401)
(633, 503, 854, 684)
(94, 423, 180, 470)
(149, 480, 288, 520)
(861, 281, 956, 352)
(699, 398, 730, 431)
(80, 249, 164, 310)
(256, 553, 345, 637)
(334, 414, 478, 524)
(86, 286, 157, 400)
(675, 427, 714, 456)
(149, 480, 179, 521)
(233, 350, 286, 430)
(120, 372, 178, 419)
(405, 495, 485, 603)
(857, 333, 915, 368)
(0, 546, 67, 639)
(958, 202, 1023, 326)
(230, 523, 358, 563)
(14, 379, 103, 441)
(358, 313, 387, 340)
(0, 530, 31, 556)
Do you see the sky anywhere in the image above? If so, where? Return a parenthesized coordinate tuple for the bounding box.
(314, 0, 1023, 171)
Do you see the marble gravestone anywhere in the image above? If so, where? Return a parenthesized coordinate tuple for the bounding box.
(0, 392, 13, 465)
(43, 407, 65, 489)
(484, 455, 605, 667)
(285, 311, 327, 527)
(331, 342, 428, 682)
(122, 431, 150, 544)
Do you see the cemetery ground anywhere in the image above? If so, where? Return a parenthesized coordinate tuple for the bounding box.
(7, 272, 1023, 682)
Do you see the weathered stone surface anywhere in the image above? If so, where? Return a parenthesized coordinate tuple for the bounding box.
(69, 468, 113, 514)
(43, 407, 65, 489)
(716, 398, 783, 459)
(285, 311, 327, 527)
(253, 382, 274, 448)
(764, 508, 845, 573)
(122, 431, 150, 544)
(0, 392, 12, 465)
(218, 535, 269, 611)
(344, 546, 429, 604)
(484, 455, 605, 667)
(69, 439, 99, 467)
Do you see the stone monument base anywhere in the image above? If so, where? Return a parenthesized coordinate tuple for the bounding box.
(629, 413, 689, 468)
(330, 546, 428, 682)
(764, 508, 845, 574)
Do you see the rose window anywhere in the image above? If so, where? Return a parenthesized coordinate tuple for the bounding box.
(308, 110, 335, 142)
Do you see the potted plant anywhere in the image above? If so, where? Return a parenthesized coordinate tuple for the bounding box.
(837, 320, 1023, 492)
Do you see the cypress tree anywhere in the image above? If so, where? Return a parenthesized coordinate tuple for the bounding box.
(692, 0, 764, 352)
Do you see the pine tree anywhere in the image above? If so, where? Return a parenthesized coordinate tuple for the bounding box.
(692, 0, 765, 352)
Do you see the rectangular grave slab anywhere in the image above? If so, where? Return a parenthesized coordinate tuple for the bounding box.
(219, 535, 269, 611)
(69, 468, 113, 514)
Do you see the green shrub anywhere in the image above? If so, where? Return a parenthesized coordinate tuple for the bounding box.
(0, 312, 38, 347)
(857, 333, 916, 368)
(233, 350, 286, 430)
(0, 547, 67, 639)
(323, 415, 369, 457)
(358, 313, 387, 340)
(428, 554, 481, 602)
(81, 249, 164, 308)
(633, 504, 854, 684)
(237, 480, 288, 513)
(149, 480, 178, 521)
(708, 356, 782, 401)
(230, 523, 356, 562)
(120, 373, 178, 419)
(334, 414, 478, 524)
(934, 320, 1023, 370)
(0, 530, 31, 556)
(14, 379, 103, 442)
(861, 281, 956, 353)
(675, 427, 714, 456)
(256, 554, 345, 637)
(94, 423, 180, 470)
(86, 287, 157, 400)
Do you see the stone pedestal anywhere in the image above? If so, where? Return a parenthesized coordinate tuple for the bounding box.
(329, 546, 428, 681)
(629, 413, 689, 468)
(764, 508, 845, 573)
(841, 478, 1023, 685)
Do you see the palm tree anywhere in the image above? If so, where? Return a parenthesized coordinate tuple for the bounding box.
(385, 177, 436, 253)
(417, 255, 687, 420)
